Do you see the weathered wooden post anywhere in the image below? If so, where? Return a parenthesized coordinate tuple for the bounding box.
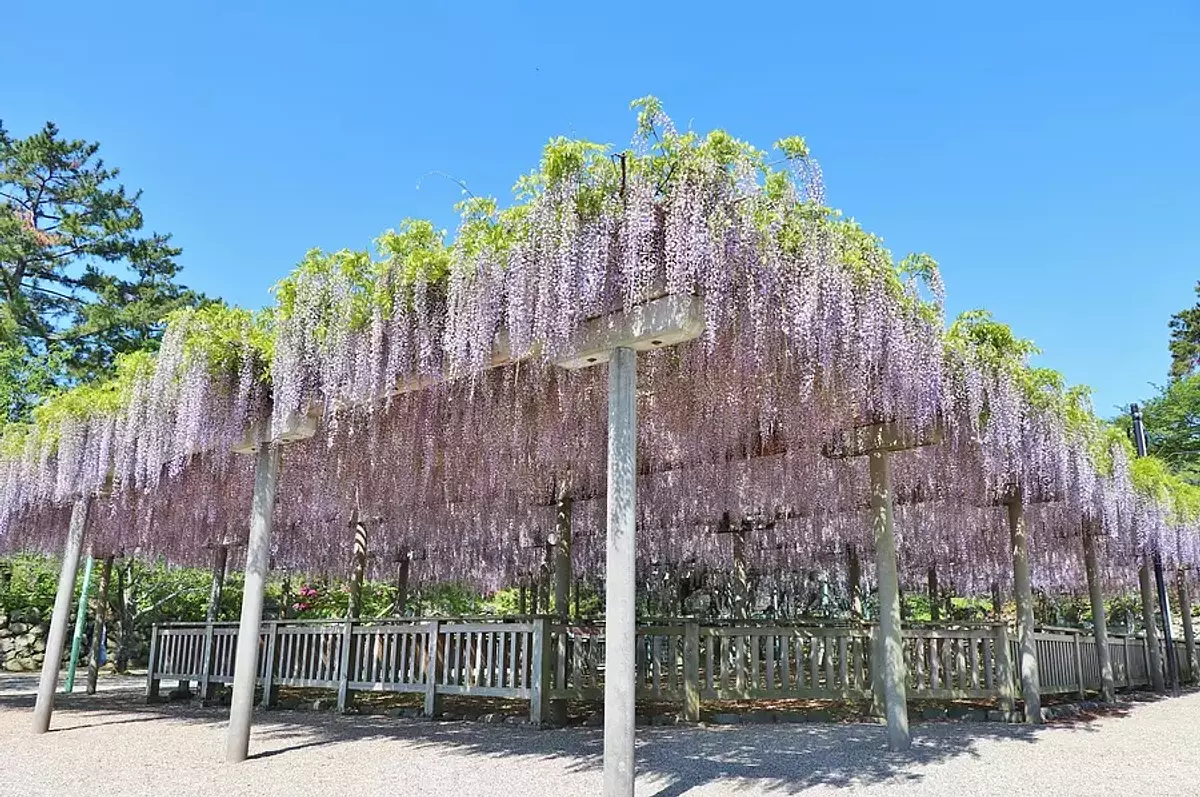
(518, 576, 529, 616)
(530, 617, 551, 725)
(995, 622, 1016, 716)
(1082, 521, 1115, 702)
(846, 544, 863, 620)
(991, 582, 1003, 621)
(554, 478, 573, 619)
(1007, 490, 1042, 723)
(198, 543, 230, 703)
(1179, 568, 1196, 683)
(225, 442, 281, 763)
(336, 617, 355, 712)
(1139, 554, 1166, 693)
(928, 565, 940, 623)
(347, 511, 368, 620)
(32, 496, 90, 734)
(683, 620, 700, 722)
(86, 554, 114, 694)
(424, 619, 442, 717)
(393, 550, 412, 616)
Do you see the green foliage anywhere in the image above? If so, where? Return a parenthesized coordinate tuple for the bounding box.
(0, 121, 204, 420)
(1168, 281, 1200, 380)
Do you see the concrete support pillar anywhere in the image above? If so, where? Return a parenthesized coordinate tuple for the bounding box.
(87, 554, 114, 694)
(846, 544, 863, 620)
(32, 496, 89, 734)
(1179, 570, 1196, 683)
(554, 480, 573, 621)
(928, 565, 940, 623)
(226, 443, 281, 763)
(603, 347, 637, 797)
(868, 450, 909, 751)
(1008, 495, 1042, 723)
(1140, 555, 1165, 693)
(1083, 528, 1115, 702)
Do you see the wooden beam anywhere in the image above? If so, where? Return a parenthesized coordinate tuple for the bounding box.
(822, 420, 943, 459)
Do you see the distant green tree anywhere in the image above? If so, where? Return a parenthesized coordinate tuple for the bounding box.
(0, 121, 203, 419)
(1169, 281, 1200, 380)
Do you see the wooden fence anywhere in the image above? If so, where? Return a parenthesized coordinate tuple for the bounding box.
(148, 618, 1191, 722)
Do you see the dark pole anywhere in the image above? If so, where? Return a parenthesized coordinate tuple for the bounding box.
(1133, 403, 1180, 694)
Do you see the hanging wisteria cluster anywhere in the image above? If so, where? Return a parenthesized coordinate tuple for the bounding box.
(2, 98, 1198, 603)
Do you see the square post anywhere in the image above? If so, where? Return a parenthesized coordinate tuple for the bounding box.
(1073, 631, 1085, 700)
(197, 620, 216, 704)
(337, 618, 355, 712)
(145, 624, 161, 702)
(603, 347, 638, 797)
(424, 620, 442, 717)
(683, 621, 700, 722)
(1008, 494, 1042, 723)
(225, 442, 281, 763)
(530, 617, 551, 725)
(1083, 526, 1115, 701)
(32, 496, 89, 734)
(869, 449, 910, 751)
(995, 623, 1015, 715)
(259, 621, 280, 708)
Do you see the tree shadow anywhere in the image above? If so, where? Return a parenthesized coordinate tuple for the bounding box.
(0, 687, 1166, 795)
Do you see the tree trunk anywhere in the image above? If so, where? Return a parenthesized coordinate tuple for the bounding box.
(86, 555, 114, 694)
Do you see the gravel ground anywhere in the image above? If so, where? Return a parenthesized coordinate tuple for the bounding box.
(2, 675, 1198, 796)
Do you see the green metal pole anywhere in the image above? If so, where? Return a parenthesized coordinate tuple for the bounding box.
(63, 555, 95, 693)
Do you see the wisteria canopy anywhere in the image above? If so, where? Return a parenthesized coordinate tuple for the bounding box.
(2, 99, 1198, 599)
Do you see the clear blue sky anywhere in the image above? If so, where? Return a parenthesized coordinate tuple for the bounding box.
(4, 1, 1197, 416)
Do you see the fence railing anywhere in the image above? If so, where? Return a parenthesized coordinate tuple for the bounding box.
(148, 617, 1191, 723)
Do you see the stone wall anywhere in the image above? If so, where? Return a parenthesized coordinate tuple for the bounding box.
(0, 607, 48, 672)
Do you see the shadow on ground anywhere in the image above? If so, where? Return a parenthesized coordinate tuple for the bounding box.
(0, 683, 1168, 796)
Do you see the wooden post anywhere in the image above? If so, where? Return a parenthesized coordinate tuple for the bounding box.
(86, 554, 114, 695)
(226, 442, 281, 763)
(995, 623, 1016, 715)
(259, 621, 280, 708)
(207, 544, 230, 624)
(144, 624, 161, 702)
(32, 496, 89, 734)
(530, 618, 551, 725)
(847, 544, 863, 620)
(347, 511, 368, 620)
(1140, 555, 1166, 692)
(1083, 526, 1115, 702)
(1008, 493, 1041, 723)
(197, 620, 216, 704)
(683, 621, 700, 722)
(518, 579, 528, 616)
(423, 620, 441, 717)
(337, 618, 354, 712)
(928, 565, 940, 623)
(1179, 569, 1196, 684)
(869, 450, 910, 751)
(731, 527, 749, 620)
(554, 480, 573, 621)
(991, 582, 1002, 621)
(1073, 630, 1085, 699)
(394, 553, 410, 616)
(604, 347, 638, 797)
